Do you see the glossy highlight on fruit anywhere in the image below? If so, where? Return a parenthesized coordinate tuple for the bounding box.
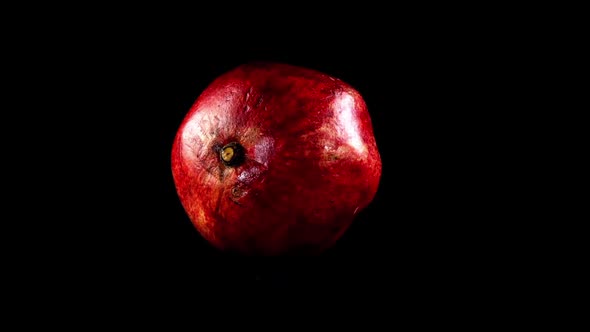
(171, 62, 382, 255)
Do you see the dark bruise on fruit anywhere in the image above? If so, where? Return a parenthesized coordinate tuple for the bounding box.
(171, 62, 382, 255)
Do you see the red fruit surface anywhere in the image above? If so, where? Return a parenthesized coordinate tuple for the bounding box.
(171, 62, 381, 255)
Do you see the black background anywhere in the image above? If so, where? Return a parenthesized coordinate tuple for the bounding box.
(3, 5, 563, 324)
(21, 10, 531, 303)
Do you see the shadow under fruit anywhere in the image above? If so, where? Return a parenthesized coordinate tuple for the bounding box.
(171, 62, 382, 255)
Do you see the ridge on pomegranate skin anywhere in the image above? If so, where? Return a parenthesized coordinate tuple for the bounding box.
(171, 62, 382, 255)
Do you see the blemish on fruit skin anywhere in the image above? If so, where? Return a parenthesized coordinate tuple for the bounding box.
(326, 154, 339, 161)
(255, 96, 263, 108)
(245, 86, 252, 101)
(244, 87, 254, 113)
(252, 136, 274, 166)
(230, 186, 244, 206)
(231, 186, 241, 197)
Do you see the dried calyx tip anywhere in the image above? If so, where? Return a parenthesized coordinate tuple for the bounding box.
(219, 142, 244, 167)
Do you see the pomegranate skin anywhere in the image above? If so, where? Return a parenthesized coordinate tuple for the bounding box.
(172, 62, 381, 255)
